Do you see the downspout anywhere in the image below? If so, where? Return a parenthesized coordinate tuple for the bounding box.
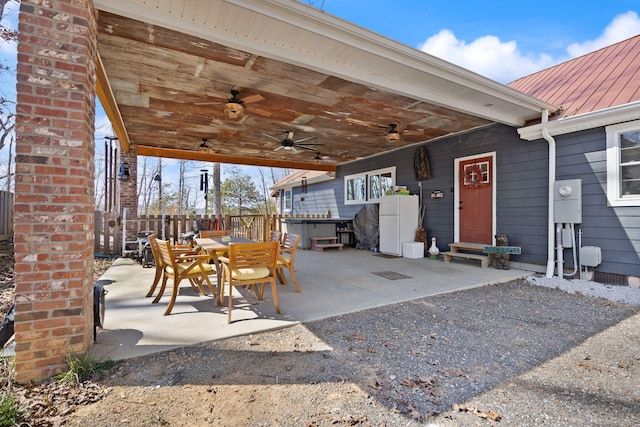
(540, 109, 556, 278)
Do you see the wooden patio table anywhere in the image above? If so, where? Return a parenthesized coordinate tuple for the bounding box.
(195, 236, 253, 305)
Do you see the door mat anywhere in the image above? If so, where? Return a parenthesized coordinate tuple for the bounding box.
(372, 271, 412, 280)
(373, 253, 401, 259)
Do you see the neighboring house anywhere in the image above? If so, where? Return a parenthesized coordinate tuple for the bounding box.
(275, 35, 640, 284)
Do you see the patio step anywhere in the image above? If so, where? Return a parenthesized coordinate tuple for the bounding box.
(310, 236, 344, 252)
(443, 242, 493, 268)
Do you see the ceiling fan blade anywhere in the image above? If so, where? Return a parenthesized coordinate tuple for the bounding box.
(403, 129, 425, 136)
(294, 136, 317, 143)
(296, 145, 318, 151)
(205, 89, 230, 100)
(291, 146, 298, 154)
(273, 146, 284, 151)
(263, 133, 282, 142)
(246, 105, 272, 117)
(240, 93, 265, 104)
(296, 142, 324, 146)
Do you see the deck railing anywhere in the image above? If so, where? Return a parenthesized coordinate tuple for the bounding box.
(93, 211, 328, 256)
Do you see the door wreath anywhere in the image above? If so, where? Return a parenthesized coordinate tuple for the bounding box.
(464, 164, 483, 189)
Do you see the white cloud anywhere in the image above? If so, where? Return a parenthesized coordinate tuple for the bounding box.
(418, 29, 555, 83)
(567, 11, 640, 57)
(417, 11, 640, 84)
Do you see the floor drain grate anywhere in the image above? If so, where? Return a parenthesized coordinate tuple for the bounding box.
(372, 271, 412, 280)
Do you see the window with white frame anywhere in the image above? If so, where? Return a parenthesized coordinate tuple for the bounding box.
(344, 167, 395, 204)
(606, 120, 640, 206)
(283, 188, 292, 212)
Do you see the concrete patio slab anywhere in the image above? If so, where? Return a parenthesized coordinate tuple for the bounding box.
(92, 248, 528, 361)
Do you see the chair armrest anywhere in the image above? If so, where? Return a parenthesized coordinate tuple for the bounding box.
(218, 256, 230, 264)
(279, 247, 294, 254)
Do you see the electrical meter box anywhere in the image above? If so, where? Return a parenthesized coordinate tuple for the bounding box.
(554, 179, 582, 223)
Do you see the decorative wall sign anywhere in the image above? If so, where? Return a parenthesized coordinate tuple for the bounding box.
(430, 190, 444, 199)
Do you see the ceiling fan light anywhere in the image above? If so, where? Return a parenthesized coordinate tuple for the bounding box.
(386, 131, 401, 142)
(224, 102, 244, 118)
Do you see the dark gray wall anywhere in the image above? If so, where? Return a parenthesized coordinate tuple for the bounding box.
(553, 127, 640, 276)
(289, 123, 640, 276)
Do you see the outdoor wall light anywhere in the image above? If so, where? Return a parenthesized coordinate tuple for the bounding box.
(118, 162, 130, 181)
(153, 173, 161, 182)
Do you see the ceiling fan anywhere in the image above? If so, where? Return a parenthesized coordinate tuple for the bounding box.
(263, 131, 324, 153)
(385, 123, 425, 142)
(196, 88, 271, 118)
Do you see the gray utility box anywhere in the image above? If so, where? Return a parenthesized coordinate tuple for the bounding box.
(554, 179, 582, 224)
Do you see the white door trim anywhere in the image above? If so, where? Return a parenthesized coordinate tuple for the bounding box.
(454, 152, 497, 244)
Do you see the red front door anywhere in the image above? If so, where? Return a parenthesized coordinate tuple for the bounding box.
(459, 156, 493, 244)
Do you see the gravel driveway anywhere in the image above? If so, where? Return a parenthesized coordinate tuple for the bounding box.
(64, 276, 640, 426)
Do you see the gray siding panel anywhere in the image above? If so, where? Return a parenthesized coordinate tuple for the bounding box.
(296, 123, 639, 277)
(555, 128, 640, 276)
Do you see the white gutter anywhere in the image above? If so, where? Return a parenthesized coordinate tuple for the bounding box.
(540, 110, 557, 278)
(518, 101, 640, 141)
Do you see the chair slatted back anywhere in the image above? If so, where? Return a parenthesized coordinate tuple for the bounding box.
(155, 238, 175, 269)
(270, 231, 282, 245)
(228, 241, 278, 271)
(281, 233, 299, 256)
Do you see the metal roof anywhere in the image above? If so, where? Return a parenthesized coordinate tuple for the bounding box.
(509, 34, 640, 120)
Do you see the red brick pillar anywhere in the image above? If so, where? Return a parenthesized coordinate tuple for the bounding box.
(119, 146, 138, 245)
(14, 0, 97, 382)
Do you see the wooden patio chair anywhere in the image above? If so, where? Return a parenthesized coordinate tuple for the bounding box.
(145, 233, 196, 298)
(269, 230, 282, 246)
(152, 238, 218, 315)
(218, 241, 280, 323)
(275, 233, 302, 293)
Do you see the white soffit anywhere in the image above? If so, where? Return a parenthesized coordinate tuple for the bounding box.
(94, 0, 556, 127)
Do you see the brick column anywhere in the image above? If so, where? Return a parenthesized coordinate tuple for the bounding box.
(119, 146, 138, 244)
(14, 0, 97, 382)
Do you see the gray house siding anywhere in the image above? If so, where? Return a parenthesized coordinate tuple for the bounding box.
(319, 124, 551, 266)
(554, 128, 640, 276)
(286, 123, 640, 277)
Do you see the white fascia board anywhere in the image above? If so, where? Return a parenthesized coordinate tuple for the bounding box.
(94, 0, 556, 127)
(518, 102, 640, 141)
(269, 172, 335, 192)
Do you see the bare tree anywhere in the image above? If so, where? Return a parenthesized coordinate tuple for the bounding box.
(0, 0, 18, 191)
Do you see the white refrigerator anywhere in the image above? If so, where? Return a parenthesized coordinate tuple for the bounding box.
(379, 194, 419, 256)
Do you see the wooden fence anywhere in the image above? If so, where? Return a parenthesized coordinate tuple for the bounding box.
(0, 191, 13, 241)
(93, 212, 325, 256)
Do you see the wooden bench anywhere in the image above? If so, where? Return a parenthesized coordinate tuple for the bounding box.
(310, 236, 344, 252)
(443, 242, 493, 268)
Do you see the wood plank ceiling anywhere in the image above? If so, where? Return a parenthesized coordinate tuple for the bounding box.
(95, 1, 554, 171)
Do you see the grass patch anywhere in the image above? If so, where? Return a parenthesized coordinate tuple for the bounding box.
(0, 358, 23, 427)
(55, 351, 117, 384)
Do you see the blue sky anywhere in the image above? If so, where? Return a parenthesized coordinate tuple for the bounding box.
(1, 0, 640, 206)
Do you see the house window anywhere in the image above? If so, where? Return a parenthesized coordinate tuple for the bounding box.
(283, 188, 292, 212)
(345, 167, 395, 205)
(606, 120, 640, 206)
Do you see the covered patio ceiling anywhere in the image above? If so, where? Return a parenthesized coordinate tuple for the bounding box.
(94, 0, 557, 171)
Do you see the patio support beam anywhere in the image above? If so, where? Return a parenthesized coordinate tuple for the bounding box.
(137, 146, 337, 172)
